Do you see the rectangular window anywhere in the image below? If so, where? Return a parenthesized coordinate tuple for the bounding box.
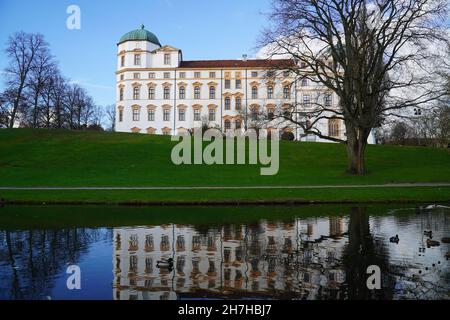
(148, 72, 155, 78)
(119, 109, 123, 122)
(133, 87, 140, 100)
(209, 72, 216, 78)
(267, 86, 274, 99)
(119, 88, 124, 101)
(303, 94, 311, 107)
(225, 97, 231, 110)
(164, 87, 170, 100)
(325, 93, 333, 107)
(179, 109, 185, 121)
(133, 73, 140, 79)
(209, 108, 215, 121)
(283, 71, 290, 77)
(164, 72, 170, 79)
(225, 79, 231, 89)
(179, 72, 186, 78)
(120, 74, 124, 81)
(194, 109, 201, 121)
(134, 54, 141, 66)
(148, 109, 155, 121)
(284, 86, 290, 99)
(209, 86, 215, 99)
(194, 87, 201, 99)
(235, 79, 241, 89)
(164, 53, 171, 65)
(266, 71, 275, 78)
(194, 72, 201, 78)
(235, 119, 241, 129)
(120, 56, 125, 67)
(132, 108, 140, 121)
(251, 71, 258, 77)
(301, 78, 308, 87)
(148, 87, 155, 100)
(163, 109, 170, 121)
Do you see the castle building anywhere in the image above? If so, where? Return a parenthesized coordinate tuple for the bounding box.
(115, 25, 348, 142)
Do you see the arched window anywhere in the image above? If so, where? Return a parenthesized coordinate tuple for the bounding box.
(194, 86, 201, 99)
(252, 86, 258, 99)
(133, 87, 140, 100)
(268, 108, 275, 120)
(224, 119, 231, 130)
(179, 86, 185, 99)
(236, 97, 242, 110)
(225, 97, 231, 110)
(209, 86, 216, 99)
(283, 86, 290, 99)
(267, 86, 274, 99)
(164, 87, 170, 100)
(251, 108, 258, 121)
(328, 118, 340, 137)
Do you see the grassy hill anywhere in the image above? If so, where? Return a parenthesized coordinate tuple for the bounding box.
(0, 128, 449, 203)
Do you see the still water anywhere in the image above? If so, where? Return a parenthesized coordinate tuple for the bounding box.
(0, 204, 449, 300)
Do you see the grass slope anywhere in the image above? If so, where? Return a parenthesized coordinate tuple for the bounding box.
(0, 128, 449, 202)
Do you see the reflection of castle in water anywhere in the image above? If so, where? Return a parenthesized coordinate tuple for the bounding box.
(113, 217, 348, 300)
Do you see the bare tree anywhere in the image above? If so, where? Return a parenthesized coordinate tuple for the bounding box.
(104, 104, 116, 131)
(4, 32, 49, 128)
(262, 0, 449, 174)
(27, 45, 56, 128)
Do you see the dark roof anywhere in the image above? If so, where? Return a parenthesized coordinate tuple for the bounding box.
(178, 59, 295, 69)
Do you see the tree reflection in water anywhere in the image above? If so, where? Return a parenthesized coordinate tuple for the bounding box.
(0, 206, 448, 300)
(0, 228, 111, 300)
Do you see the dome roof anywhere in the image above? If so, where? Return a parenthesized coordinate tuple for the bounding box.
(118, 25, 161, 46)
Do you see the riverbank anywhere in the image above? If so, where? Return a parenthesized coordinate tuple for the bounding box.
(1, 186, 449, 205)
(0, 129, 449, 203)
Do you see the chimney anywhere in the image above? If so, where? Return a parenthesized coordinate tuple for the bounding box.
(242, 54, 248, 61)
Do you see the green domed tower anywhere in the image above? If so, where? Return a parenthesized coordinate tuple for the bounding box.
(118, 24, 161, 47)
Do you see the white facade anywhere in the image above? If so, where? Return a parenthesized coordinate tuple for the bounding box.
(115, 27, 374, 143)
(113, 217, 348, 300)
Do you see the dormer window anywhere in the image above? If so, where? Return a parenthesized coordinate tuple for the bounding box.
(164, 53, 171, 65)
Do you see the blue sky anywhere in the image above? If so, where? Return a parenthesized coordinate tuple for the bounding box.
(0, 0, 272, 106)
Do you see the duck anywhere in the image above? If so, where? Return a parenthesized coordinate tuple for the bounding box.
(426, 239, 440, 247)
(390, 235, 399, 243)
(156, 258, 174, 268)
(441, 237, 450, 243)
(423, 231, 432, 238)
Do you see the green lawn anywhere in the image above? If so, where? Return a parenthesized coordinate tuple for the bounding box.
(0, 128, 449, 203)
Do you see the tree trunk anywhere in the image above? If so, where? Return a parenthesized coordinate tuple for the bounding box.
(346, 126, 369, 175)
(346, 139, 366, 175)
